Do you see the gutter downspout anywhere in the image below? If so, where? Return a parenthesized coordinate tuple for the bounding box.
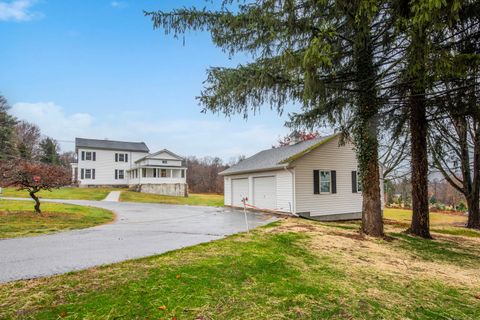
(284, 166, 299, 217)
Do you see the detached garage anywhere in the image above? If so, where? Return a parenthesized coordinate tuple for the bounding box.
(220, 134, 384, 221)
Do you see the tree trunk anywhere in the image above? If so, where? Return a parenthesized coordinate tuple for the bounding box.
(409, 93, 431, 238)
(361, 152, 384, 237)
(406, 26, 431, 239)
(466, 195, 480, 229)
(469, 118, 480, 228)
(353, 12, 384, 237)
(29, 191, 41, 214)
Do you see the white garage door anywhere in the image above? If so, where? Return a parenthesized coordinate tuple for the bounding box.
(232, 178, 249, 207)
(253, 176, 276, 210)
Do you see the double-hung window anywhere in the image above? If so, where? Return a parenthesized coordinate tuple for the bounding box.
(82, 169, 95, 180)
(81, 151, 96, 161)
(115, 153, 128, 162)
(115, 169, 125, 180)
(319, 171, 331, 193)
(314, 170, 336, 194)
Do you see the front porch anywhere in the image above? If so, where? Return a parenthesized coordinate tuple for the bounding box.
(127, 166, 188, 197)
(127, 167, 186, 185)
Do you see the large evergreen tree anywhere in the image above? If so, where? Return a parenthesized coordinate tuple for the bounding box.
(146, 0, 393, 236)
(428, 0, 480, 229)
(0, 95, 18, 160)
(39, 137, 60, 165)
(393, 0, 472, 238)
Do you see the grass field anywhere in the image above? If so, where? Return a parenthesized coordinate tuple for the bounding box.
(120, 191, 224, 207)
(0, 200, 114, 239)
(384, 207, 480, 237)
(1, 213, 479, 319)
(0, 187, 115, 201)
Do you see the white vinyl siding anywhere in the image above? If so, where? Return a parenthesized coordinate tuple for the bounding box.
(294, 135, 363, 216)
(77, 148, 147, 186)
(135, 151, 183, 167)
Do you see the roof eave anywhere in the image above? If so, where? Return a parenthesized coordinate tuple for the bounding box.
(219, 165, 289, 176)
(278, 133, 340, 164)
(76, 145, 149, 153)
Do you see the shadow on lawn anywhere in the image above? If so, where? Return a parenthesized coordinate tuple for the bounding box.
(389, 232, 480, 267)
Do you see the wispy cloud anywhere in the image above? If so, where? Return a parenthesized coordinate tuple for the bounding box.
(110, 1, 127, 9)
(10, 102, 290, 160)
(0, 0, 40, 22)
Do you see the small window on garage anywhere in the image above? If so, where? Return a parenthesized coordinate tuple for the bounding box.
(320, 170, 331, 193)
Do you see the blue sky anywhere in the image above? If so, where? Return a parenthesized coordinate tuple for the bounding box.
(0, 0, 316, 160)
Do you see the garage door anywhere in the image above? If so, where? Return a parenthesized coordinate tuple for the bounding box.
(253, 176, 276, 210)
(232, 178, 249, 207)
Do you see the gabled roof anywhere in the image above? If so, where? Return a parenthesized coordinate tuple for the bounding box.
(135, 149, 185, 163)
(219, 134, 338, 176)
(75, 138, 149, 153)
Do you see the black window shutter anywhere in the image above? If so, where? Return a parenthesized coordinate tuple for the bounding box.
(92, 169, 95, 180)
(125, 154, 128, 162)
(313, 170, 320, 194)
(115, 153, 118, 162)
(81, 151, 85, 161)
(93, 152, 96, 161)
(81, 169, 84, 179)
(115, 170, 118, 180)
(352, 171, 357, 193)
(331, 170, 337, 194)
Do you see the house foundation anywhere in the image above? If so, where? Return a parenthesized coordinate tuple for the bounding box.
(130, 183, 188, 197)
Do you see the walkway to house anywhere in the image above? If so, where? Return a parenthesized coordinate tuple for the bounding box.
(102, 191, 121, 202)
(0, 199, 276, 283)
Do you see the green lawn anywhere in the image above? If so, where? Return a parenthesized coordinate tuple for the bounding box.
(0, 200, 114, 239)
(384, 207, 480, 237)
(0, 187, 115, 201)
(120, 191, 224, 207)
(1, 217, 479, 319)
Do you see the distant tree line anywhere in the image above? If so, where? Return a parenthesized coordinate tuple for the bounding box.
(186, 155, 244, 194)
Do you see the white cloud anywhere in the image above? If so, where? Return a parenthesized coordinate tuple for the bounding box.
(10, 102, 290, 160)
(110, 1, 127, 9)
(0, 0, 40, 22)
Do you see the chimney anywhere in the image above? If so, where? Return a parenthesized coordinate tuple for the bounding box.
(289, 130, 302, 145)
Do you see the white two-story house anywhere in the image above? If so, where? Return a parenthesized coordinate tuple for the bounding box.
(71, 138, 187, 196)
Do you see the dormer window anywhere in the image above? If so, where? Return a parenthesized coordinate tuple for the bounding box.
(162, 160, 167, 164)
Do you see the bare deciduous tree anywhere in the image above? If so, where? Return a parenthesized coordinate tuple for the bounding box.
(14, 120, 41, 160)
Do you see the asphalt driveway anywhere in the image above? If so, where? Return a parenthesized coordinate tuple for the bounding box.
(0, 199, 276, 283)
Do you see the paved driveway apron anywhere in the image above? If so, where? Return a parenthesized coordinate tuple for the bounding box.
(0, 200, 276, 283)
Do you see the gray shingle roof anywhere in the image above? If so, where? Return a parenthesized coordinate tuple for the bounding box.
(220, 134, 337, 175)
(75, 138, 149, 153)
